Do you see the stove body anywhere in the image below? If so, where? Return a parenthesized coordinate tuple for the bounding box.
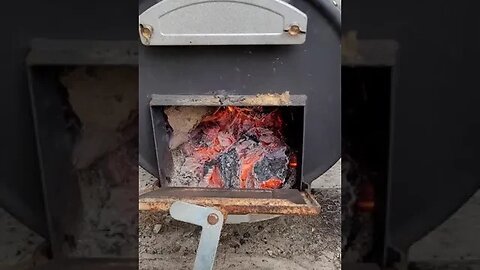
(138, 0, 341, 215)
(139, 0, 341, 185)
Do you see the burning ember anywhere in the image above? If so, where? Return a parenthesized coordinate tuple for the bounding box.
(167, 106, 297, 189)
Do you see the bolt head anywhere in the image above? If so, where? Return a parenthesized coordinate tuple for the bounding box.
(139, 24, 153, 44)
(140, 24, 152, 37)
(288, 25, 301, 36)
(207, 213, 219, 225)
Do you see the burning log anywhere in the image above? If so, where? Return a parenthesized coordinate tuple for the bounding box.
(168, 106, 297, 189)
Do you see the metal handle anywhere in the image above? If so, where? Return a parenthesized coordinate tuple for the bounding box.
(170, 201, 224, 270)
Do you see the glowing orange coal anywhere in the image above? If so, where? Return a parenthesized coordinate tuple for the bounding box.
(180, 106, 294, 189)
(207, 167, 224, 188)
(260, 177, 283, 189)
(238, 149, 264, 189)
(356, 179, 375, 212)
(288, 154, 298, 168)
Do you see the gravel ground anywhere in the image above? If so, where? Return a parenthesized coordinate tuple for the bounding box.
(138, 188, 341, 270)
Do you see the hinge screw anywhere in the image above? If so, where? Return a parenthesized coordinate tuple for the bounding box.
(207, 213, 219, 225)
(288, 25, 301, 36)
(139, 24, 153, 44)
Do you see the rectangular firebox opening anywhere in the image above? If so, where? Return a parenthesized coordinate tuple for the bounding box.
(150, 95, 306, 192)
(140, 94, 322, 215)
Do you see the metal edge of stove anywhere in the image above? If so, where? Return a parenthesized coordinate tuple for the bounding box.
(138, 188, 321, 216)
(149, 93, 307, 106)
(26, 39, 138, 66)
(224, 213, 281, 224)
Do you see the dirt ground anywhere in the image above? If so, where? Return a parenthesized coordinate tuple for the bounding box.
(138, 188, 341, 270)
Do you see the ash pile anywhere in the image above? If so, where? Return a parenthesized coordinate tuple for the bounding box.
(341, 154, 375, 262)
(59, 67, 139, 257)
(165, 106, 297, 189)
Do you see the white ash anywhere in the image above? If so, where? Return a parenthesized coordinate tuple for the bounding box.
(0, 208, 45, 268)
(60, 67, 138, 170)
(164, 106, 213, 149)
(343, 213, 374, 262)
(68, 149, 138, 258)
(169, 149, 205, 187)
(139, 166, 160, 195)
(55, 66, 139, 258)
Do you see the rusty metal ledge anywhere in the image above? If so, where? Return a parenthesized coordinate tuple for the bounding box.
(139, 188, 320, 216)
(149, 93, 307, 107)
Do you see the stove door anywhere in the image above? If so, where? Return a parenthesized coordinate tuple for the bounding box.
(139, 0, 308, 45)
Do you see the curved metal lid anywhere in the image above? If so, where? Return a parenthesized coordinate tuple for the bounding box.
(139, 0, 308, 45)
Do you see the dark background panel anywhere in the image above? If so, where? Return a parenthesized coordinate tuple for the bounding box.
(343, 0, 480, 255)
(0, 0, 137, 237)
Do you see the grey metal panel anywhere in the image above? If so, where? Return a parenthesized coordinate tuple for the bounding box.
(342, 39, 398, 67)
(3, 0, 137, 241)
(139, 0, 340, 184)
(27, 39, 138, 66)
(344, 1, 480, 263)
(139, 0, 308, 45)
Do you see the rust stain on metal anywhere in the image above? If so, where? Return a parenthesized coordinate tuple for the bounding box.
(139, 190, 320, 216)
(150, 93, 304, 107)
(139, 24, 153, 45)
(240, 91, 291, 106)
(341, 31, 362, 63)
